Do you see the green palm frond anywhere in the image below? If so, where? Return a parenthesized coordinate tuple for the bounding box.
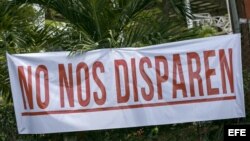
(18, 0, 198, 50)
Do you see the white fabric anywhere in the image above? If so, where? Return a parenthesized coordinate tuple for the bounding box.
(7, 34, 245, 134)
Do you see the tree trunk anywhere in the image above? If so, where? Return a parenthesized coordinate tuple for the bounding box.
(236, 0, 250, 70)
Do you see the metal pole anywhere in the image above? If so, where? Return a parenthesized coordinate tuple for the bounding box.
(229, 0, 240, 33)
(226, 0, 233, 33)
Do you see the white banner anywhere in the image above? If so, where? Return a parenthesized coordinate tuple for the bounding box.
(7, 34, 245, 134)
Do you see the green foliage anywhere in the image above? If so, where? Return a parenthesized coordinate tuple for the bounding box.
(196, 26, 218, 37)
(0, 104, 17, 141)
(0, 1, 36, 50)
(18, 0, 199, 53)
